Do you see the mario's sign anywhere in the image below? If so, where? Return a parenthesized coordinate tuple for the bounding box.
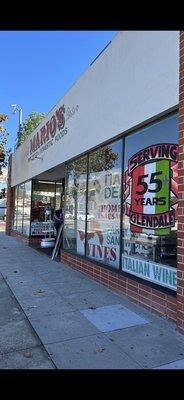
(28, 104, 79, 162)
(29, 105, 66, 156)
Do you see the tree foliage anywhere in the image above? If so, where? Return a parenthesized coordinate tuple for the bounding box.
(67, 146, 118, 177)
(66, 146, 118, 199)
(16, 111, 45, 148)
(0, 113, 10, 175)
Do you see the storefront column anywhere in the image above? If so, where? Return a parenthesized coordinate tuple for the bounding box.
(6, 154, 14, 235)
(177, 31, 184, 333)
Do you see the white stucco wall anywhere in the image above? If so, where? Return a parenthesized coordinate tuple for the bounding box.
(11, 30, 179, 187)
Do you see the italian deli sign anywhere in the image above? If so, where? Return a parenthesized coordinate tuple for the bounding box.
(122, 255, 177, 291)
(28, 104, 79, 162)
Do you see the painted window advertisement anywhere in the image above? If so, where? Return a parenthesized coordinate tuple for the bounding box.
(84, 140, 122, 269)
(63, 156, 87, 254)
(122, 114, 178, 290)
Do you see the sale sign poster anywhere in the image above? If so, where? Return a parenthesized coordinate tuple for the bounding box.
(124, 143, 178, 236)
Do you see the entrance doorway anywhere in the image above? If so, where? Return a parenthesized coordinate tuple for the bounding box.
(30, 177, 65, 257)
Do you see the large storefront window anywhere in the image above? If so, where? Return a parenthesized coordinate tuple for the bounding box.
(122, 113, 178, 290)
(17, 183, 24, 233)
(13, 186, 18, 230)
(86, 140, 122, 269)
(12, 181, 32, 235)
(63, 156, 87, 254)
(22, 181, 31, 236)
(11, 112, 178, 292)
(12, 179, 64, 237)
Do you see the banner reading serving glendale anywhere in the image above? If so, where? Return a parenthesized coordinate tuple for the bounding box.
(124, 143, 178, 236)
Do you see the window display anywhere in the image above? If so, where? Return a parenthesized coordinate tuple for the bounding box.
(122, 113, 178, 289)
(63, 156, 87, 254)
(86, 140, 122, 268)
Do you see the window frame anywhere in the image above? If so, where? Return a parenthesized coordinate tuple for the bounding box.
(63, 108, 178, 296)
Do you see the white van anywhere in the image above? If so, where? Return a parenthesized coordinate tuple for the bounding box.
(0, 198, 6, 220)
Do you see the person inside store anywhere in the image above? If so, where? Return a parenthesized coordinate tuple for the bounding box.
(53, 198, 64, 237)
(44, 203, 53, 221)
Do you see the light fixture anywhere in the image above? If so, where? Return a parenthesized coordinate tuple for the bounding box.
(11, 104, 23, 150)
(38, 180, 56, 184)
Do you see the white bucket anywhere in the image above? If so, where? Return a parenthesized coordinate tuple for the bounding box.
(41, 238, 55, 248)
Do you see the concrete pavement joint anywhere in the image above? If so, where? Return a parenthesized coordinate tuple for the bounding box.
(0, 273, 57, 369)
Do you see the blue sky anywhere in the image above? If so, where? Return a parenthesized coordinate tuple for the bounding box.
(0, 31, 117, 151)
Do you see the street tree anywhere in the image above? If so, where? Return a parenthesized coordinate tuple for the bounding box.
(65, 146, 119, 238)
(16, 111, 45, 148)
(0, 113, 10, 176)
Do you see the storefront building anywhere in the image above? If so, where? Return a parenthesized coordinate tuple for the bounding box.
(6, 31, 184, 334)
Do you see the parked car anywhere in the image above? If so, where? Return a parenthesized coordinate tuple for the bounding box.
(0, 198, 6, 220)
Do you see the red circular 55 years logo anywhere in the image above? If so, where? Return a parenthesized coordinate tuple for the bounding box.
(124, 143, 178, 236)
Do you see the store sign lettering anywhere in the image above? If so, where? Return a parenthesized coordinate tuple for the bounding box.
(124, 143, 178, 236)
(129, 210, 175, 229)
(77, 169, 121, 268)
(99, 204, 121, 220)
(87, 243, 117, 261)
(31, 221, 54, 236)
(30, 105, 66, 155)
(128, 143, 178, 173)
(28, 104, 79, 161)
(104, 173, 121, 199)
(122, 255, 177, 291)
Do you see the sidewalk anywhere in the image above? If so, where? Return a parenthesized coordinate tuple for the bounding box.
(1, 232, 184, 369)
